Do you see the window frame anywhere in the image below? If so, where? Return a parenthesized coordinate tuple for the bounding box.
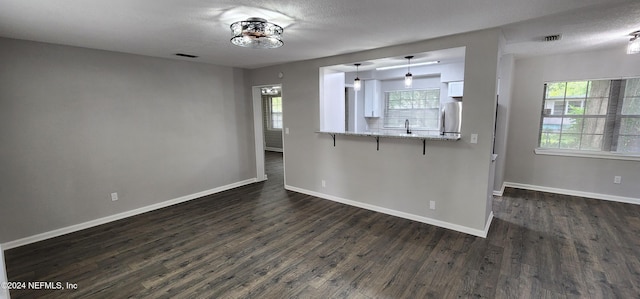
(614, 79, 640, 152)
(536, 78, 640, 160)
(266, 96, 283, 130)
(383, 88, 441, 131)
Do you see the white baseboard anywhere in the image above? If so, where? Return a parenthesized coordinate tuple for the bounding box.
(503, 182, 640, 205)
(484, 211, 494, 237)
(1, 178, 258, 250)
(493, 183, 505, 196)
(0, 244, 9, 299)
(265, 147, 283, 153)
(285, 185, 493, 238)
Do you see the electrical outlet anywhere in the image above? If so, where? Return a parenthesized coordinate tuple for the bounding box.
(321, 180, 326, 188)
(614, 176, 622, 184)
(111, 192, 118, 201)
(429, 200, 436, 210)
(470, 134, 478, 144)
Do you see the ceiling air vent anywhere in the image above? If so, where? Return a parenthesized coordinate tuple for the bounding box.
(175, 53, 198, 58)
(543, 34, 562, 42)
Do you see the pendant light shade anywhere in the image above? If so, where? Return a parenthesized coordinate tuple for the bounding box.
(404, 74, 413, 88)
(354, 63, 362, 91)
(404, 56, 414, 88)
(628, 31, 640, 55)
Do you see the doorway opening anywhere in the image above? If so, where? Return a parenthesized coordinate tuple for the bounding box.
(252, 84, 285, 185)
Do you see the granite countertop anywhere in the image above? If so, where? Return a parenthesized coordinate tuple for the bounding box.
(317, 130, 461, 141)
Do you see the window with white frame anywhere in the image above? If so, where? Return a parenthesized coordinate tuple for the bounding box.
(539, 78, 640, 153)
(269, 96, 283, 129)
(383, 89, 440, 130)
(618, 78, 640, 152)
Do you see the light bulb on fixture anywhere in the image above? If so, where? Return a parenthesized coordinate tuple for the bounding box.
(628, 31, 640, 54)
(354, 63, 362, 91)
(404, 56, 414, 88)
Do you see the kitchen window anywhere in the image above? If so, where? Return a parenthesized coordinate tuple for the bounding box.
(383, 89, 440, 130)
(537, 78, 640, 157)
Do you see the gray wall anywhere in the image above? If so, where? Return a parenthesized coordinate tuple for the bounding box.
(0, 38, 255, 243)
(262, 96, 283, 150)
(249, 29, 501, 233)
(505, 47, 640, 199)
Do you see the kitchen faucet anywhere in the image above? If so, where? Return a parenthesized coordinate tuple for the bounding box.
(405, 119, 411, 134)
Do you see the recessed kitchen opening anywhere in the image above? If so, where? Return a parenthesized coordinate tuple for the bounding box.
(319, 47, 466, 136)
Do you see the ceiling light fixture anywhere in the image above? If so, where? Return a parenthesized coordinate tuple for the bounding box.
(230, 17, 283, 49)
(353, 63, 362, 91)
(628, 31, 640, 54)
(375, 60, 439, 71)
(261, 87, 280, 95)
(404, 56, 414, 88)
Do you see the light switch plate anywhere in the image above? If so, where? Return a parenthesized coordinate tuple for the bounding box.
(285, 128, 290, 135)
(470, 134, 478, 144)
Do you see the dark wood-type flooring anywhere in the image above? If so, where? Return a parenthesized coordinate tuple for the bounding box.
(5, 152, 640, 298)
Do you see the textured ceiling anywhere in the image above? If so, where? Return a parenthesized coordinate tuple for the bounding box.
(0, 0, 638, 69)
(503, 1, 640, 57)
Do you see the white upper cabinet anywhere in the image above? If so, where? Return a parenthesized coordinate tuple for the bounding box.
(364, 80, 380, 117)
(448, 81, 464, 98)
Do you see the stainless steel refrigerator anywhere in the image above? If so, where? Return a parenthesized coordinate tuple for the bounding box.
(440, 101, 462, 134)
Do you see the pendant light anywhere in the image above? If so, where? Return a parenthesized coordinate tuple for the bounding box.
(404, 56, 414, 88)
(628, 31, 640, 54)
(353, 63, 362, 91)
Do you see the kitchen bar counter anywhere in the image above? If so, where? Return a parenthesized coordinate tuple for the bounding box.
(317, 130, 461, 141)
(316, 130, 461, 154)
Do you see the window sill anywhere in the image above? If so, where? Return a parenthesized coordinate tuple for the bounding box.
(534, 148, 640, 161)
